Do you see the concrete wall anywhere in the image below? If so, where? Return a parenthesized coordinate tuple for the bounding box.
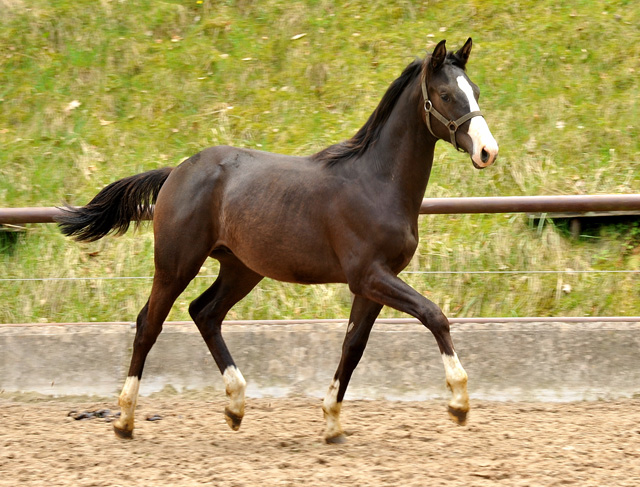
(1, 321, 639, 402)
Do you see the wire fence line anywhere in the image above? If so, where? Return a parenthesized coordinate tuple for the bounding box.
(2, 269, 639, 283)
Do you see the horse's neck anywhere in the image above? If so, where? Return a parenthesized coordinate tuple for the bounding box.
(363, 84, 436, 216)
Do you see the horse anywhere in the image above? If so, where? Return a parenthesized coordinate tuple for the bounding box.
(58, 38, 498, 443)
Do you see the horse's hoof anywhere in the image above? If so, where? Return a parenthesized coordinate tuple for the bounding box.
(324, 433, 347, 444)
(448, 405, 468, 426)
(113, 424, 133, 439)
(224, 407, 243, 431)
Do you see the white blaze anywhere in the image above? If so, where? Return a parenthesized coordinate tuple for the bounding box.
(456, 75, 498, 166)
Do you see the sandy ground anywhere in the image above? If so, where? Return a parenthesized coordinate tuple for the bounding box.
(1, 394, 639, 486)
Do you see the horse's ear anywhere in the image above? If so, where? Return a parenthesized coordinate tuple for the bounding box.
(429, 40, 447, 72)
(454, 37, 473, 68)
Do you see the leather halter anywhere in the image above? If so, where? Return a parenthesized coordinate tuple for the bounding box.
(421, 77, 483, 152)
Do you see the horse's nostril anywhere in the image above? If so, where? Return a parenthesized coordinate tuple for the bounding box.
(481, 148, 490, 163)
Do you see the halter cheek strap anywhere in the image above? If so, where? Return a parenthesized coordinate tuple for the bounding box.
(421, 78, 483, 152)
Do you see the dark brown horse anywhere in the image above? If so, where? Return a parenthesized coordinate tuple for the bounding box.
(58, 38, 498, 443)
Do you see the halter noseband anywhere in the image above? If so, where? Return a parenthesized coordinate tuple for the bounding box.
(421, 77, 483, 152)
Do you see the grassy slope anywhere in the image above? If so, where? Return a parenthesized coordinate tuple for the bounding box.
(0, 0, 638, 323)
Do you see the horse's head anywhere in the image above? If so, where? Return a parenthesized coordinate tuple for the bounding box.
(422, 38, 498, 169)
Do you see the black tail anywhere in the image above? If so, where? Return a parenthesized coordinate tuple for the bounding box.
(57, 167, 173, 242)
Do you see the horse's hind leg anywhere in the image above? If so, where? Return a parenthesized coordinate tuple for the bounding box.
(112, 217, 211, 439)
(323, 296, 383, 443)
(188, 255, 263, 431)
(112, 271, 196, 439)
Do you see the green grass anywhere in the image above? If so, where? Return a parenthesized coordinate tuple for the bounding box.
(1, 0, 639, 323)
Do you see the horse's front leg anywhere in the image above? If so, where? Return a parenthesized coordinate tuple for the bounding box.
(352, 264, 469, 425)
(323, 296, 383, 443)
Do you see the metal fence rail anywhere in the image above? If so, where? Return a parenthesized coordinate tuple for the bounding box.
(2, 194, 640, 225)
(419, 194, 640, 214)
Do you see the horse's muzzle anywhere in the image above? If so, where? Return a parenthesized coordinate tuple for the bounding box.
(471, 141, 498, 169)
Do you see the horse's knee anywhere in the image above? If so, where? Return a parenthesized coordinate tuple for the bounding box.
(421, 303, 449, 333)
(420, 303, 455, 355)
(188, 299, 202, 323)
(189, 295, 216, 324)
(189, 306, 221, 342)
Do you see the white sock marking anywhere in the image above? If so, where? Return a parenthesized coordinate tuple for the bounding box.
(223, 366, 246, 418)
(115, 376, 140, 432)
(441, 353, 469, 412)
(322, 379, 343, 439)
(456, 76, 498, 166)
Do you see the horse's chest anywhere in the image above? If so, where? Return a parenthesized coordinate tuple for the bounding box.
(389, 227, 419, 272)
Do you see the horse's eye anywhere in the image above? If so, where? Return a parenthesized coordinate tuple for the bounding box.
(440, 94, 451, 103)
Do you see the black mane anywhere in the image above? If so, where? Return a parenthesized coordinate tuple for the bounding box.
(311, 58, 423, 166)
(311, 51, 468, 167)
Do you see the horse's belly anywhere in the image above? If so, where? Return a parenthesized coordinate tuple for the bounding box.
(215, 163, 348, 284)
(224, 232, 346, 285)
(263, 261, 347, 285)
